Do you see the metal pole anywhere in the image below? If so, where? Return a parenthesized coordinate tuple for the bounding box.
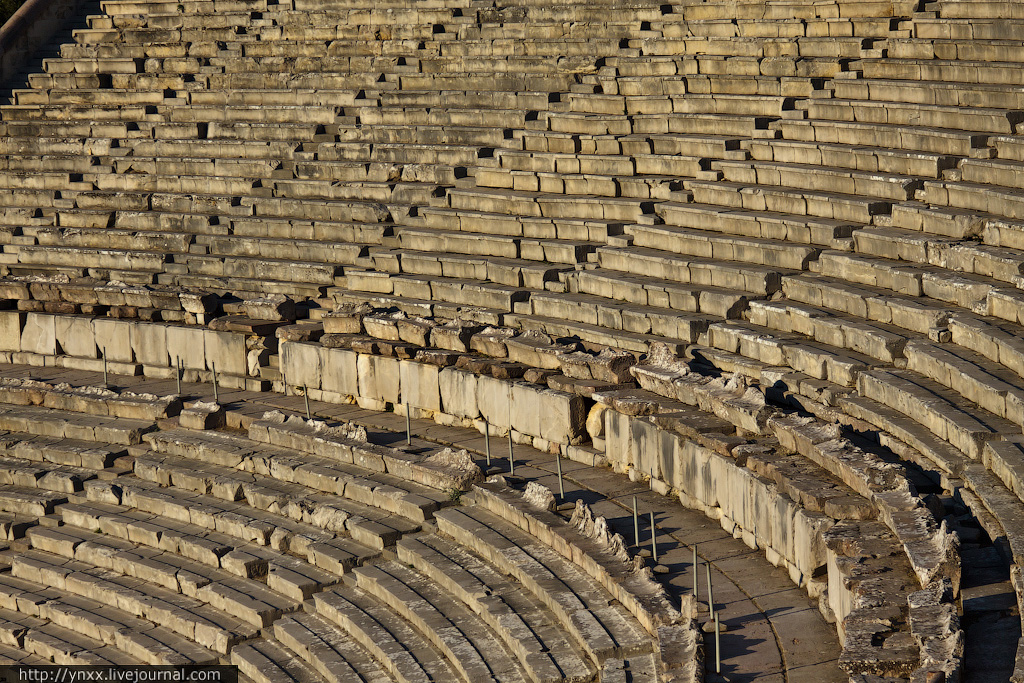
(484, 419, 491, 467)
(102, 348, 108, 386)
(304, 386, 311, 419)
(707, 562, 715, 617)
(693, 546, 699, 602)
(555, 452, 564, 500)
(508, 431, 515, 476)
(633, 496, 640, 547)
(405, 403, 412, 446)
(212, 362, 218, 403)
(650, 511, 658, 563)
(715, 612, 721, 674)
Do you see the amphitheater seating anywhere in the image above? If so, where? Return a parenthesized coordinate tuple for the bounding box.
(4, 0, 1024, 677)
(0, 376, 689, 680)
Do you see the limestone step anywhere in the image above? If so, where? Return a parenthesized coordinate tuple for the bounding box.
(625, 222, 821, 269)
(273, 612, 393, 683)
(807, 97, 1023, 134)
(782, 272, 957, 335)
(858, 367, 1018, 460)
(420, 207, 626, 244)
(683, 178, 892, 223)
(948, 313, 1024, 389)
(595, 245, 787, 295)
(655, 200, 857, 246)
(775, 117, 988, 156)
(21, 619, 143, 665)
(902, 339, 1024, 430)
(63, 492, 370, 581)
(132, 450, 420, 548)
(503, 311, 688, 355)
(389, 249, 573, 289)
(910, 16, 1024, 39)
(314, 586, 463, 682)
(708, 319, 879, 387)
(832, 76, 1024, 111)
(515, 131, 742, 158)
(329, 289, 505, 327)
(433, 505, 652, 662)
(854, 226, 1024, 286)
(745, 298, 910, 363)
(565, 269, 752, 319)
(396, 532, 598, 681)
(0, 405, 154, 445)
(343, 270, 531, 312)
(526, 289, 713, 344)
(85, 475, 381, 573)
(817, 249, 1024, 320)
(714, 158, 923, 201)
(0, 455, 96, 494)
(569, 91, 788, 118)
(137, 438, 440, 525)
(5, 552, 257, 654)
(231, 637, 323, 683)
(860, 57, 1024, 87)
(747, 137, 958, 178)
(22, 529, 299, 629)
(226, 217, 392, 246)
(545, 110, 772, 138)
(358, 105, 532, 128)
(352, 561, 531, 682)
(0, 561, 238, 664)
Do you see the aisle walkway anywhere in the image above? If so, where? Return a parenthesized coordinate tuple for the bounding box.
(3, 364, 845, 682)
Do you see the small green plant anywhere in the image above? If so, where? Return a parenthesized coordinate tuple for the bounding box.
(447, 487, 463, 504)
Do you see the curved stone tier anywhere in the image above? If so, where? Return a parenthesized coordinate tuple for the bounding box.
(0, 375, 694, 681)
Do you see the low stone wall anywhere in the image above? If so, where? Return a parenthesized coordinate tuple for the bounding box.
(281, 340, 588, 450)
(606, 410, 834, 597)
(0, 310, 251, 384)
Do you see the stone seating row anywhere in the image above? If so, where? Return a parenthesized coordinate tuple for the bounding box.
(8, 549, 259, 655)
(24, 527, 302, 629)
(909, 16, 1024, 39)
(859, 56, 1024, 88)
(806, 96, 1022, 135)
(395, 531, 595, 681)
(832, 76, 1024, 111)
(57, 498, 360, 591)
(774, 117, 987, 157)
(0, 595, 158, 666)
(137, 428, 448, 524)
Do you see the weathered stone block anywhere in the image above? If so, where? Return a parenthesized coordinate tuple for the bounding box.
(166, 325, 206, 370)
(321, 347, 358, 396)
(399, 360, 440, 412)
(22, 313, 56, 355)
(205, 329, 246, 376)
(131, 321, 169, 367)
(55, 316, 97, 358)
(439, 367, 478, 420)
(0, 311, 23, 352)
(357, 353, 399, 405)
(280, 341, 323, 390)
(93, 318, 134, 363)
(477, 374, 513, 431)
